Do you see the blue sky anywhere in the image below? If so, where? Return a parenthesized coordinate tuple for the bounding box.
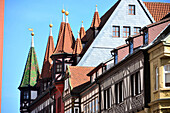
(2, 0, 169, 113)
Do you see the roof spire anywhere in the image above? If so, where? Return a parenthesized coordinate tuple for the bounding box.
(90, 5, 101, 28)
(81, 21, 84, 27)
(80, 21, 86, 40)
(62, 9, 65, 22)
(73, 31, 83, 54)
(49, 24, 53, 36)
(95, 5, 98, 12)
(31, 32, 34, 47)
(77, 31, 80, 38)
(65, 11, 69, 23)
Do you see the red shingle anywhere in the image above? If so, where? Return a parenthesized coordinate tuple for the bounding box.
(68, 66, 94, 88)
(144, 2, 170, 22)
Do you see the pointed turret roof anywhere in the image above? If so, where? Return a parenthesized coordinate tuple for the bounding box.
(79, 21, 86, 40)
(19, 32, 40, 88)
(53, 11, 75, 54)
(73, 32, 83, 54)
(90, 5, 101, 28)
(40, 24, 55, 79)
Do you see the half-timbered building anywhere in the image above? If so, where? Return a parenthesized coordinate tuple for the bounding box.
(96, 17, 170, 113)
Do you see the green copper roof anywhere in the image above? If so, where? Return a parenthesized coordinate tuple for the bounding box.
(19, 47, 40, 88)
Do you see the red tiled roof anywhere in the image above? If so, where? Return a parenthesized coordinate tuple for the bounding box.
(80, 25, 86, 40)
(53, 22, 75, 54)
(68, 66, 94, 88)
(144, 2, 170, 22)
(117, 44, 129, 62)
(40, 35, 55, 79)
(73, 38, 83, 54)
(91, 12, 101, 28)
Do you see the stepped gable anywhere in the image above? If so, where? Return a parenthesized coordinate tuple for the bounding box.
(144, 2, 170, 22)
(40, 24, 55, 79)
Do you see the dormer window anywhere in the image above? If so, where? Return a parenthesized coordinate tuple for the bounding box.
(129, 5, 135, 15)
(144, 30, 148, 45)
(129, 39, 133, 54)
(114, 50, 118, 65)
(56, 64, 62, 73)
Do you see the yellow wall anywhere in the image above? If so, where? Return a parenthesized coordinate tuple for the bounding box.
(148, 38, 170, 113)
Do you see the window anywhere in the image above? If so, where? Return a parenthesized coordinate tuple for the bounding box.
(164, 64, 170, 87)
(23, 91, 29, 99)
(155, 67, 158, 90)
(115, 81, 123, 104)
(144, 30, 148, 45)
(131, 71, 141, 96)
(104, 88, 111, 110)
(129, 5, 135, 15)
(113, 26, 120, 37)
(134, 27, 141, 35)
(56, 64, 62, 73)
(129, 39, 133, 54)
(44, 83, 46, 91)
(114, 51, 118, 65)
(123, 26, 130, 38)
(74, 108, 79, 113)
(64, 79, 69, 90)
(92, 100, 95, 113)
(58, 97, 61, 113)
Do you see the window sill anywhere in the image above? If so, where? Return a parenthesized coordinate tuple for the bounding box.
(160, 88, 170, 91)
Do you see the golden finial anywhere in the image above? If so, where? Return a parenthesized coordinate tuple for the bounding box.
(62, 9, 65, 13)
(65, 11, 69, 16)
(96, 5, 97, 7)
(31, 32, 34, 36)
(82, 21, 83, 23)
(49, 24, 53, 28)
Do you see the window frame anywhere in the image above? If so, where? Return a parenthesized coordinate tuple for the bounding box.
(112, 26, 120, 37)
(155, 67, 158, 90)
(123, 26, 130, 38)
(128, 5, 135, 15)
(164, 64, 170, 88)
(134, 27, 141, 35)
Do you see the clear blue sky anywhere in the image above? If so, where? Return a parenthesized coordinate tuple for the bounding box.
(2, 0, 169, 113)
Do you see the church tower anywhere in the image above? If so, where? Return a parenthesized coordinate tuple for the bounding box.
(18, 32, 40, 113)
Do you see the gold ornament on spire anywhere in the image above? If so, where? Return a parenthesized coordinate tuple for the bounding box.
(28, 28, 33, 31)
(65, 11, 69, 16)
(49, 24, 53, 28)
(31, 32, 34, 36)
(96, 5, 97, 7)
(62, 9, 65, 13)
(82, 21, 83, 23)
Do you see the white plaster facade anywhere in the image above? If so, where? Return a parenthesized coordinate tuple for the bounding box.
(78, 0, 154, 67)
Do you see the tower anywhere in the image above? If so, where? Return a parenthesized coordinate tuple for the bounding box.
(51, 10, 75, 82)
(38, 24, 55, 94)
(18, 32, 40, 113)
